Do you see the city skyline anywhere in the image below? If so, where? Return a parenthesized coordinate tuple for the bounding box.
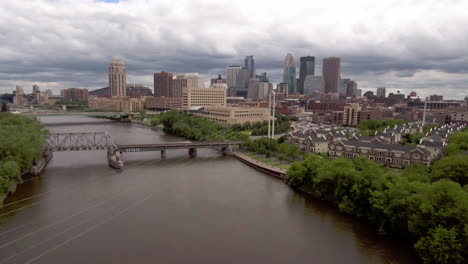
(1, 0, 468, 99)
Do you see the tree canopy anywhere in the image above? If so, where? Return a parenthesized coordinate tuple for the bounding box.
(0, 114, 45, 204)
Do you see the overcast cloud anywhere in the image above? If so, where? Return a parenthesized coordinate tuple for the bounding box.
(1, 0, 467, 98)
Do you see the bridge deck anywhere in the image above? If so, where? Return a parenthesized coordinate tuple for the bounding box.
(117, 142, 240, 152)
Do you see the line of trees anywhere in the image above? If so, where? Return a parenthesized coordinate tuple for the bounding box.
(241, 137, 300, 162)
(0, 114, 45, 204)
(230, 114, 296, 136)
(285, 130, 468, 264)
(150, 110, 248, 141)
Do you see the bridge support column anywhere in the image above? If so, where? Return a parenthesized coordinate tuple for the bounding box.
(188, 147, 197, 157)
(107, 148, 124, 169)
(221, 145, 232, 155)
(161, 149, 166, 159)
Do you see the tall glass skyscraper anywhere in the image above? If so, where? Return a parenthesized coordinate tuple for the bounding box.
(298, 56, 315, 94)
(244, 55, 255, 78)
(283, 53, 297, 94)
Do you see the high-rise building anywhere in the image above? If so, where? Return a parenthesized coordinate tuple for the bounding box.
(226, 66, 241, 88)
(247, 78, 260, 99)
(304, 75, 324, 95)
(172, 78, 187, 98)
(340, 78, 351, 96)
(177, 73, 204, 89)
(298, 56, 315, 94)
(347, 81, 357, 97)
(376, 87, 386, 97)
(277, 83, 289, 96)
(257, 72, 268, 82)
(109, 59, 126, 97)
(283, 53, 297, 94)
(356, 89, 362, 97)
(322, 57, 341, 94)
(257, 82, 271, 100)
(235, 68, 251, 97)
(32, 84, 40, 93)
(154, 71, 174, 97)
(244, 55, 255, 78)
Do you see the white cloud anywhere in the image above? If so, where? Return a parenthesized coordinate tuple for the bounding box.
(0, 0, 467, 99)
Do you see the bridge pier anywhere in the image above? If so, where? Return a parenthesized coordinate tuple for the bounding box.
(188, 147, 197, 157)
(161, 149, 166, 159)
(107, 149, 124, 169)
(221, 145, 232, 155)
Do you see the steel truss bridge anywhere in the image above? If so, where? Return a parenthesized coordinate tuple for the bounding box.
(44, 132, 240, 169)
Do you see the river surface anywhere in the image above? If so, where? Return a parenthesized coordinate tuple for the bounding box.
(0, 116, 418, 264)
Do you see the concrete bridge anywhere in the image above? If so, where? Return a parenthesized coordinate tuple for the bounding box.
(44, 132, 240, 169)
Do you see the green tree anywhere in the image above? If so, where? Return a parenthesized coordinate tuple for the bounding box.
(431, 155, 468, 186)
(415, 226, 464, 264)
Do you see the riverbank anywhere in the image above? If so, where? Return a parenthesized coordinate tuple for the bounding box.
(232, 152, 286, 179)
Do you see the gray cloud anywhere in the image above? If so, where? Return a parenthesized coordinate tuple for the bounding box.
(0, 0, 467, 99)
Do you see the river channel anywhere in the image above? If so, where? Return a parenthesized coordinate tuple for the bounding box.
(0, 116, 418, 264)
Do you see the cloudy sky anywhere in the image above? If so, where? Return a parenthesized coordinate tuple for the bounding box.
(1, 0, 467, 98)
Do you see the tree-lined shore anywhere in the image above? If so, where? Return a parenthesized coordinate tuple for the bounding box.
(285, 129, 468, 264)
(0, 114, 45, 205)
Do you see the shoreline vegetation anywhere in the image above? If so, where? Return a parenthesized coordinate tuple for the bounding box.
(0, 114, 45, 206)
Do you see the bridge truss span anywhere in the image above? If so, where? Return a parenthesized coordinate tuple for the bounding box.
(44, 132, 117, 152)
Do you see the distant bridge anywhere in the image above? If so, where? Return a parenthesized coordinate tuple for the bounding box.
(44, 132, 240, 169)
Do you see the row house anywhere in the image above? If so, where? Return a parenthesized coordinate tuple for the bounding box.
(328, 140, 432, 168)
(286, 132, 329, 154)
(348, 135, 390, 144)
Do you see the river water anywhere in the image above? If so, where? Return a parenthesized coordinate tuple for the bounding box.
(0, 116, 418, 264)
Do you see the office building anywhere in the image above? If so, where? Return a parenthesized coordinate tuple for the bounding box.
(154, 71, 174, 97)
(323, 57, 341, 94)
(235, 68, 250, 97)
(277, 83, 289, 95)
(193, 106, 269, 125)
(32, 84, 40, 93)
(376, 87, 386, 97)
(304, 75, 324, 95)
(298, 56, 315, 94)
(109, 59, 126, 97)
(61, 88, 88, 101)
(226, 66, 241, 88)
(340, 78, 351, 96)
(177, 73, 204, 89)
(244, 55, 255, 78)
(182, 87, 226, 108)
(343, 103, 361, 127)
(347, 80, 358, 97)
(145, 97, 182, 111)
(429, 94, 443, 101)
(172, 78, 187, 98)
(247, 78, 260, 99)
(283, 53, 297, 94)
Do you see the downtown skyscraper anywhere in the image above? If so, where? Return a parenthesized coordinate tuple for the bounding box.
(282, 53, 297, 94)
(244, 55, 255, 78)
(154, 71, 174, 97)
(322, 57, 341, 94)
(298, 56, 315, 94)
(109, 59, 126, 97)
